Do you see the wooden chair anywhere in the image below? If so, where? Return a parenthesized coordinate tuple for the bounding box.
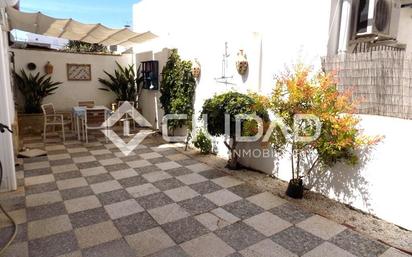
(41, 103, 72, 142)
(78, 101, 95, 108)
(118, 101, 136, 130)
(83, 108, 109, 143)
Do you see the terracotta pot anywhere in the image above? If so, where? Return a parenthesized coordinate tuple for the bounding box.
(236, 50, 248, 75)
(45, 61, 53, 74)
(192, 59, 201, 79)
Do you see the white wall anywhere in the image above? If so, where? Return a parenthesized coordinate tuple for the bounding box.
(0, 8, 17, 191)
(397, 7, 412, 52)
(133, 0, 412, 230)
(239, 114, 412, 231)
(12, 49, 133, 111)
(133, 0, 332, 155)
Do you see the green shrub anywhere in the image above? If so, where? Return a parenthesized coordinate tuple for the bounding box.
(14, 70, 62, 113)
(193, 129, 212, 154)
(200, 91, 269, 169)
(99, 62, 144, 102)
(160, 49, 196, 131)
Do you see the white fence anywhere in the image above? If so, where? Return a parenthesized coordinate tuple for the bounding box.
(323, 51, 412, 119)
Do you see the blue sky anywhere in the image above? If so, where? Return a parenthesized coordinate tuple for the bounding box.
(20, 0, 140, 28)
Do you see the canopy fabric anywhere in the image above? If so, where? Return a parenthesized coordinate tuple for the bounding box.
(6, 7, 156, 48)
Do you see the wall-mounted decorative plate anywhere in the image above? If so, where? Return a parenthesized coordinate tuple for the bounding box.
(67, 64, 91, 81)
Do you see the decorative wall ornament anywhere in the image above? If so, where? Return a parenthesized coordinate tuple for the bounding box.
(236, 50, 248, 75)
(192, 58, 201, 79)
(27, 62, 36, 70)
(67, 64, 92, 81)
(44, 61, 53, 74)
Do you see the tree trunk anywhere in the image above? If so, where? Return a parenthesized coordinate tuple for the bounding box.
(227, 138, 239, 170)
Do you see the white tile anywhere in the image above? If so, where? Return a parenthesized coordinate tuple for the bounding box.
(195, 213, 230, 231)
(186, 163, 212, 173)
(176, 173, 208, 185)
(126, 160, 151, 168)
(212, 176, 244, 188)
(24, 161, 50, 171)
(181, 233, 235, 257)
(64, 195, 101, 213)
(72, 156, 96, 164)
(126, 227, 175, 256)
(241, 239, 297, 257)
(48, 154, 71, 161)
(56, 177, 88, 190)
(244, 212, 292, 236)
(104, 199, 144, 219)
(205, 189, 242, 206)
(142, 171, 172, 182)
(139, 152, 162, 160)
(164, 186, 199, 202)
(211, 208, 240, 224)
(126, 183, 160, 198)
(99, 158, 123, 166)
(90, 180, 122, 194)
(156, 161, 181, 170)
(110, 169, 138, 180)
(247, 192, 286, 210)
(296, 215, 346, 240)
(148, 203, 190, 225)
(24, 174, 55, 186)
(80, 166, 107, 177)
(52, 164, 78, 173)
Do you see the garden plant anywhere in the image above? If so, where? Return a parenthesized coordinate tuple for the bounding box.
(14, 70, 62, 113)
(268, 66, 382, 198)
(201, 91, 269, 169)
(99, 62, 144, 103)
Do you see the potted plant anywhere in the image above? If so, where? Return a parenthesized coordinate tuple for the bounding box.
(269, 66, 382, 198)
(201, 92, 269, 169)
(193, 129, 212, 154)
(99, 62, 144, 103)
(160, 49, 196, 135)
(14, 69, 62, 114)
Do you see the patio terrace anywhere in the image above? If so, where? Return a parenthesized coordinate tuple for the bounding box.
(0, 130, 407, 257)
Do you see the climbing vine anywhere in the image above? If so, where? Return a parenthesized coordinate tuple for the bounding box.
(160, 49, 196, 131)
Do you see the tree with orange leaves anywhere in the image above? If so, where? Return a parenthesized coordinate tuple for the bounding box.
(269, 65, 382, 198)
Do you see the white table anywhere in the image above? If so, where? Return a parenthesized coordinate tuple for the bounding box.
(72, 106, 111, 141)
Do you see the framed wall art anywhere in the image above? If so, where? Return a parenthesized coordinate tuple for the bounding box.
(67, 64, 92, 81)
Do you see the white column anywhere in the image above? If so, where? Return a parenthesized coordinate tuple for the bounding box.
(338, 0, 353, 53)
(0, 9, 17, 192)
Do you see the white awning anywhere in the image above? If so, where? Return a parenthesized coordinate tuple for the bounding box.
(5, 7, 156, 48)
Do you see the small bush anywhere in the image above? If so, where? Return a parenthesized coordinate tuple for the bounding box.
(193, 130, 212, 154)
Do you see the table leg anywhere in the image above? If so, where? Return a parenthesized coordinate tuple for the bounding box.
(77, 116, 81, 141)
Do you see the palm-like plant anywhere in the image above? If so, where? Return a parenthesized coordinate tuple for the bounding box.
(14, 70, 62, 113)
(99, 62, 144, 102)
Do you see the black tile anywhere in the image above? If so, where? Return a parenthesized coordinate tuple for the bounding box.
(162, 216, 208, 244)
(271, 226, 324, 256)
(113, 212, 158, 236)
(330, 229, 389, 257)
(27, 202, 67, 221)
(69, 207, 110, 228)
(60, 186, 94, 200)
(215, 222, 265, 251)
(97, 189, 132, 205)
(28, 231, 78, 257)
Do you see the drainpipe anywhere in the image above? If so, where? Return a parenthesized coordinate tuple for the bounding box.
(338, 0, 353, 53)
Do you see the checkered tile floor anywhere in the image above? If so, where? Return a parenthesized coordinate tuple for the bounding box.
(0, 131, 408, 257)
